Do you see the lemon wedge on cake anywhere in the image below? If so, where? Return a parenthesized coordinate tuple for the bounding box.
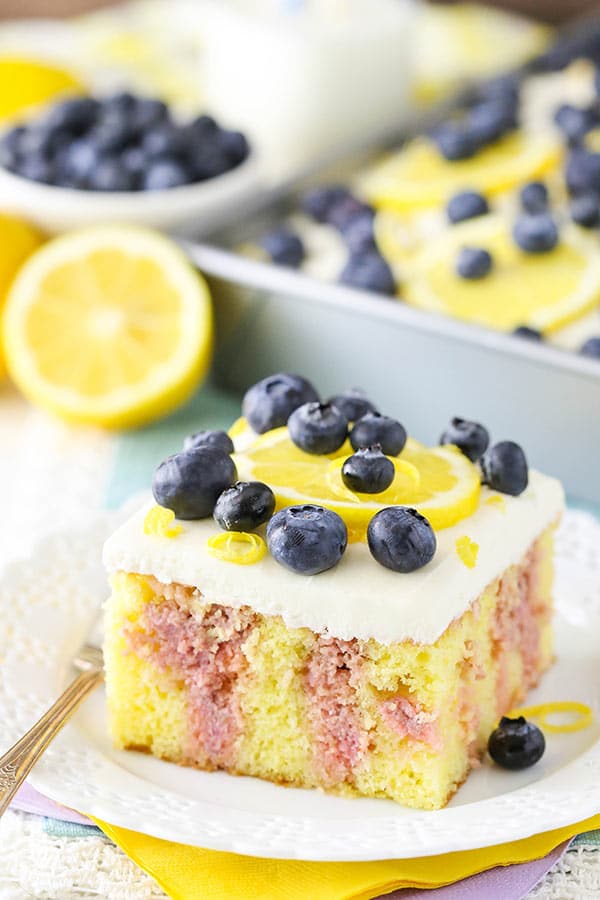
(2, 226, 213, 428)
(233, 421, 480, 539)
(403, 213, 600, 334)
(361, 132, 561, 213)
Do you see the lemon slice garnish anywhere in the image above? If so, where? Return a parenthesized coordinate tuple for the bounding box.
(2, 225, 213, 428)
(207, 532, 267, 565)
(233, 423, 480, 538)
(403, 214, 600, 334)
(360, 131, 561, 214)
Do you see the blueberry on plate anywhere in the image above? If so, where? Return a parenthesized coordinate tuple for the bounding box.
(342, 446, 395, 494)
(350, 412, 406, 456)
(288, 402, 348, 455)
(327, 388, 378, 422)
(152, 447, 237, 519)
(301, 185, 350, 223)
(488, 716, 545, 770)
(513, 325, 543, 341)
(367, 507, 436, 573)
(439, 417, 490, 462)
(447, 190, 489, 224)
(214, 481, 275, 532)
(456, 246, 493, 279)
(565, 149, 600, 196)
(512, 214, 559, 253)
(480, 440, 528, 496)
(143, 159, 191, 190)
(520, 181, 548, 214)
(431, 123, 477, 161)
(242, 372, 319, 434)
(267, 505, 347, 575)
(183, 429, 235, 455)
(328, 195, 374, 233)
(466, 99, 513, 145)
(260, 228, 305, 268)
(570, 193, 600, 228)
(580, 336, 600, 359)
(339, 251, 396, 296)
(476, 73, 520, 106)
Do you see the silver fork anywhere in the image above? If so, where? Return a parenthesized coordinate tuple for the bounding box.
(0, 641, 104, 818)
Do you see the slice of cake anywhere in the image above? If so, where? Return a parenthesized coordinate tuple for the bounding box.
(103, 374, 564, 809)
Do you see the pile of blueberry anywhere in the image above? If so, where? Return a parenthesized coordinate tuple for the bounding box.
(0, 92, 250, 191)
(151, 372, 531, 579)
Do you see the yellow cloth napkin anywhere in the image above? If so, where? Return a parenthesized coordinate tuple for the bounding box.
(90, 813, 600, 900)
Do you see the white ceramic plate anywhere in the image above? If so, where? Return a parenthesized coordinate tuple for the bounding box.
(1, 508, 600, 861)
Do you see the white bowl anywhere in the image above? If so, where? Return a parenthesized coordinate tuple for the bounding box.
(0, 151, 263, 236)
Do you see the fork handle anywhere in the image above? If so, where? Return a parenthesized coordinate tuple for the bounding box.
(0, 667, 103, 818)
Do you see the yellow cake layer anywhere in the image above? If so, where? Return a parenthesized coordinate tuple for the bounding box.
(104, 526, 555, 810)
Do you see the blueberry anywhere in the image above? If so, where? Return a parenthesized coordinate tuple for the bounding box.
(89, 116, 136, 153)
(0, 126, 25, 169)
(144, 159, 191, 190)
(367, 507, 436, 573)
(439, 417, 490, 462)
(447, 190, 489, 224)
(58, 138, 100, 183)
(141, 125, 186, 160)
(183, 430, 235, 455)
(260, 228, 305, 267)
(18, 124, 67, 160)
(350, 412, 406, 456)
(130, 97, 169, 132)
(152, 447, 237, 519)
(301, 185, 350, 223)
(513, 325, 543, 341)
(214, 481, 275, 532)
(342, 214, 377, 254)
(565, 149, 600, 195)
(191, 144, 231, 180)
(242, 373, 319, 434)
(480, 441, 528, 496)
(266, 505, 347, 575)
(431, 123, 476, 161)
(477, 73, 520, 106)
(570, 193, 600, 228)
(513, 215, 559, 253)
(520, 181, 548, 214)
(120, 146, 146, 186)
(327, 388, 378, 422)
(44, 97, 100, 134)
(467, 100, 514, 146)
(554, 103, 598, 143)
(339, 252, 396, 296)
(288, 402, 348, 455)
(102, 91, 138, 115)
(87, 158, 134, 191)
(17, 154, 54, 184)
(328, 195, 374, 232)
(342, 446, 394, 494)
(580, 336, 600, 359)
(456, 246, 493, 279)
(218, 129, 250, 166)
(186, 114, 219, 142)
(488, 716, 545, 770)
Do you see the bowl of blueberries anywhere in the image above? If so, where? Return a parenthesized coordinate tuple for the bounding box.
(0, 91, 260, 235)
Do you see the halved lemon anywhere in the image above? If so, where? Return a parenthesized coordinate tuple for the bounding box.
(0, 56, 84, 123)
(403, 213, 600, 334)
(360, 131, 561, 213)
(2, 226, 213, 428)
(233, 422, 480, 539)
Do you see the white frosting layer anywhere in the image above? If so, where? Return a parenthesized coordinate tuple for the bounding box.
(103, 470, 564, 646)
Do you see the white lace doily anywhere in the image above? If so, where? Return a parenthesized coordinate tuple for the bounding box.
(0, 508, 599, 862)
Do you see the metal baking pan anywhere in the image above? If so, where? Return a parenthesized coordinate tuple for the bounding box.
(184, 235, 600, 505)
